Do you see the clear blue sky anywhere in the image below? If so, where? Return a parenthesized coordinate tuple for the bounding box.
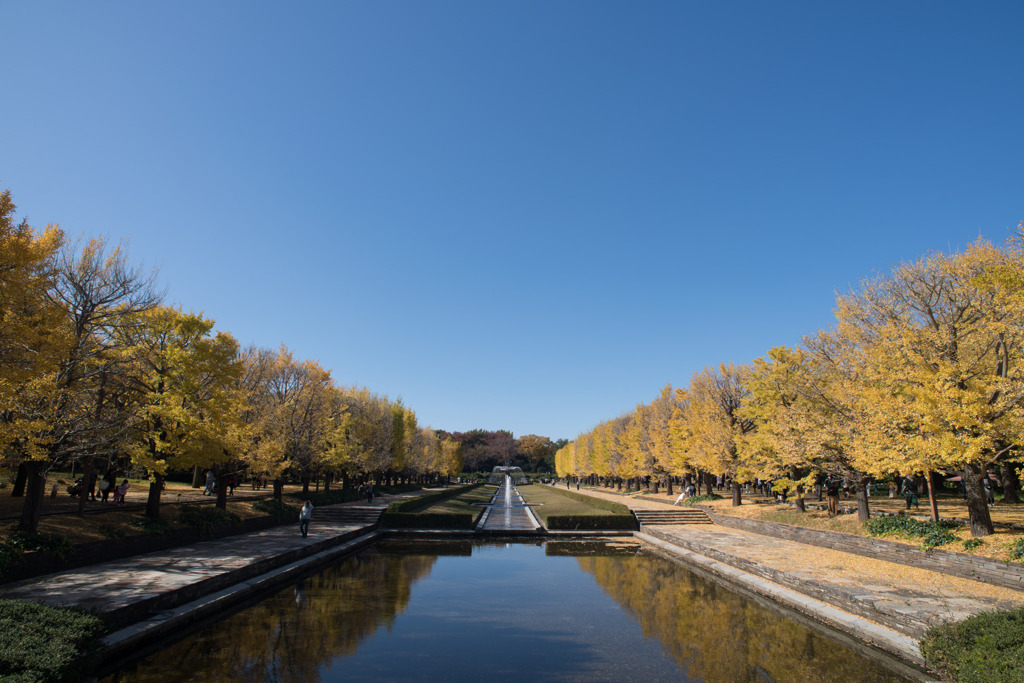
(3, 2, 1022, 441)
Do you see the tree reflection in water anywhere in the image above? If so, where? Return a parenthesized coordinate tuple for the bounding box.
(577, 552, 914, 683)
(105, 540, 916, 682)
(107, 547, 438, 682)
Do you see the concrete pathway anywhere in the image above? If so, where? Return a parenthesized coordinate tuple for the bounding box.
(0, 492, 421, 626)
(572, 485, 1024, 640)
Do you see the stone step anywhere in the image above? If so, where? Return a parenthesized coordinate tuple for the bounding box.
(633, 509, 713, 525)
(314, 506, 383, 525)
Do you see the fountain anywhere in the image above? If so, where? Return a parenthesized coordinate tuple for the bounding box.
(477, 474, 542, 532)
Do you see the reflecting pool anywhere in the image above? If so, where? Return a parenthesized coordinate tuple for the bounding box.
(103, 539, 918, 682)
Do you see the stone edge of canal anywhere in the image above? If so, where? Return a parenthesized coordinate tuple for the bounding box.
(93, 530, 933, 682)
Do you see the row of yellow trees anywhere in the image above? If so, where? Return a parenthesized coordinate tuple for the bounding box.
(0, 190, 461, 532)
(556, 232, 1024, 537)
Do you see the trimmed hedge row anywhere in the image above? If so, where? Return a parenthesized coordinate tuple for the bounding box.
(385, 483, 481, 513)
(543, 487, 633, 514)
(381, 512, 478, 529)
(287, 483, 422, 507)
(539, 487, 636, 530)
(546, 515, 637, 531)
(380, 484, 484, 529)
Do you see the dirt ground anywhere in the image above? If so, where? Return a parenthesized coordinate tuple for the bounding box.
(0, 474, 312, 545)
(595, 484, 1024, 564)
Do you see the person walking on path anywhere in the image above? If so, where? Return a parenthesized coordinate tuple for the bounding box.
(825, 477, 840, 516)
(203, 470, 216, 496)
(299, 500, 314, 538)
(902, 477, 919, 510)
(365, 481, 374, 503)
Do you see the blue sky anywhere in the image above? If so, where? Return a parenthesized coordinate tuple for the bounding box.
(3, 2, 1023, 441)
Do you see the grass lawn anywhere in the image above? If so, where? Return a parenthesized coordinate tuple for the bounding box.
(518, 485, 629, 524)
(412, 484, 498, 515)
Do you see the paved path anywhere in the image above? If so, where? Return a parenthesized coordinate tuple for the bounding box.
(0, 492, 424, 625)
(570, 486, 1024, 640)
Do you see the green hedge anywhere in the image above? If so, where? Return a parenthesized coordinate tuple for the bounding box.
(921, 607, 1024, 682)
(0, 600, 107, 682)
(541, 487, 632, 514)
(252, 498, 300, 520)
(175, 505, 242, 537)
(380, 484, 483, 529)
(546, 514, 637, 531)
(286, 483, 422, 507)
(386, 484, 481, 513)
(380, 512, 478, 529)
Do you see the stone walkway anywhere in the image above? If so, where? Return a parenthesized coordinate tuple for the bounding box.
(573, 486, 1024, 640)
(0, 492, 420, 627)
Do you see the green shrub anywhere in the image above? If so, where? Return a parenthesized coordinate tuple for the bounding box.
(962, 538, 984, 552)
(176, 506, 240, 537)
(0, 599, 107, 682)
(128, 517, 173, 535)
(865, 515, 958, 550)
(6, 531, 73, 561)
(921, 607, 1024, 682)
(1010, 539, 1024, 561)
(97, 524, 124, 539)
(252, 498, 299, 519)
(686, 494, 723, 505)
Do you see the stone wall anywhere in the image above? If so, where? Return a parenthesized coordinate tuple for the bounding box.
(641, 527, 932, 637)
(696, 505, 1024, 591)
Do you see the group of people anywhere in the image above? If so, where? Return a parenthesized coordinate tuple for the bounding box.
(60, 470, 130, 504)
(203, 471, 240, 496)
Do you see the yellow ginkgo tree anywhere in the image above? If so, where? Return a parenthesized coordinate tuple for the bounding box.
(120, 306, 243, 519)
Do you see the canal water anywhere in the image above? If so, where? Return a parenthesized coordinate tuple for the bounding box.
(103, 539, 918, 682)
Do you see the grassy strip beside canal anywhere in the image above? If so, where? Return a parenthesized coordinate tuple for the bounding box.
(519, 485, 636, 530)
(381, 484, 497, 529)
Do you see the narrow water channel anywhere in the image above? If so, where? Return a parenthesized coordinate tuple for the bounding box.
(102, 539, 919, 682)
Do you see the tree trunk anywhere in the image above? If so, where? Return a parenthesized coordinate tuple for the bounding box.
(666, 476, 673, 496)
(731, 480, 742, 506)
(273, 478, 284, 500)
(301, 474, 310, 497)
(794, 484, 806, 512)
(77, 455, 94, 516)
(145, 473, 164, 520)
(1001, 462, 1019, 504)
(216, 475, 228, 510)
(17, 461, 47, 534)
(927, 470, 940, 522)
(964, 463, 995, 537)
(192, 464, 202, 488)
(11, 461, 28, 497)
(855, 477, 871, 522)
(652, 479, 659, 494)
